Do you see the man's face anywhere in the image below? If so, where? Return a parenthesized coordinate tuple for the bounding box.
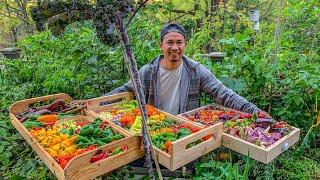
(160, 32, 186, 63)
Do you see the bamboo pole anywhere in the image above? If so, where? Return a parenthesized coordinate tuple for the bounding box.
(114, 12, 163, 180)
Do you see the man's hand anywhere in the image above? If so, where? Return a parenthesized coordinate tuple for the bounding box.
(258, 111, 272, 118)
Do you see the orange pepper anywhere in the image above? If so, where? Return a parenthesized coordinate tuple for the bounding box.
(37, 114, 58, 123)
(164, 141, 172, 153)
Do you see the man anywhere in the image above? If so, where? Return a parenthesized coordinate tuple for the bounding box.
(108, 23, 270, 117)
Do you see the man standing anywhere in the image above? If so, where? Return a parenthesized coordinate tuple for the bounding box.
(107, 23, 270, 117)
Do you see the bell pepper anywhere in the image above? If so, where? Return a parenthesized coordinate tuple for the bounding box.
(164, 141, 172, 153)
(111, 147, 122, 155)
(59, 158, 69, 169)
(99, 121, 109, 129)
(77, 135, 90, 143)
(79, 125, 95, 136)
(23, 121, 43, 129)
(121, 145, 128, 151)
(93, 128, 105, 138)
(202, 135, 212, 141)
(45, 148, 58, 159)
(97, 136, 113, 144)
(61, 136, 77, 148)
(37, 114, 58, 123)
(90, 150, 108, 163)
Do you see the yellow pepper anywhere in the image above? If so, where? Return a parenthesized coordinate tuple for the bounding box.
(51, 143, 61, 152)
(41, 136, 53, 147)
(64, 145, 76, 155)
(61, 136, 77, 148)
(45, 148, 58, 159)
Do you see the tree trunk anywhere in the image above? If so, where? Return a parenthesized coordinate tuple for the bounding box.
(4, 0, 18, 43)
(114, 12, 162, 180)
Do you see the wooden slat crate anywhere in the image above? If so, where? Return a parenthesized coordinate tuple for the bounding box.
(178, 104, 301, 164)
(85, 92, 223, 171)
(9, 93, 144, 180)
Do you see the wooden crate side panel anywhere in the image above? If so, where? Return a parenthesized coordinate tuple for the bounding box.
(10, 114, 66, 180)
(9, 93, 73, 115)
(65, 136, 143, 179)
(154, 147, 172, 170)
(170, 123, 223, 171)
(67, 149, 143, 180)
(86, 92, 134, 111)
(222, 133, 269, 163)
(265, 127, 300, 163)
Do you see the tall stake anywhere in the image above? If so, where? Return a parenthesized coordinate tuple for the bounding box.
(114, 12, 163, 180)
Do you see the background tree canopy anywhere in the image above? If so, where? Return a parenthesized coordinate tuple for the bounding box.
(0, 0, 319, 179)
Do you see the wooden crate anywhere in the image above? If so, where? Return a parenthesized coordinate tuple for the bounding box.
(179, 104, 301, 164)
(85, 92, 223, 171)
(9, 93, 144, 180)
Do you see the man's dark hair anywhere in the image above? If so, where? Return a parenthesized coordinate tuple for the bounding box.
(160, 23, 186, 42)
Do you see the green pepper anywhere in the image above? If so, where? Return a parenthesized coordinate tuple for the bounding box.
(103, 128, 114, 136)
(176, 128, 192, 139)
(79, 125, 95, 136)
(92, 118, 103, 127)
(93, 128, 104, 138)
(111, 147, 122, 155)
(60, 128, 74, 136)
(112, 134, 123, 141)
(97, 136, 113, 143)
(77, 142, 93, 148)
(23, 121, 42, 129)
(77, 135, 90, 144)
(93, 139, 105, 146)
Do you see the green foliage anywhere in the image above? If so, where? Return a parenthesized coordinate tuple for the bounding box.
(194, 156, 251, 180)
(1, 0, 319, 179)
(2, 21, 126, 99)
(274, 151, 319, 179)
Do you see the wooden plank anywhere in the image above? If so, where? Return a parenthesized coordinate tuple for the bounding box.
(9, 93, 73, 115)
(265, 127, 300, 163)
(170, 123, 223, 170)
(65, 136, 144, 180)
(222, 133, 269, 163)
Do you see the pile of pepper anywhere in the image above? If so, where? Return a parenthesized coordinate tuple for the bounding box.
(99, 101, 207, 153)
(21, 112, 127, 168)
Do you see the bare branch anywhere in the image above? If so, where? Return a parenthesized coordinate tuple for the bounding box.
(126, 0, 149, 27)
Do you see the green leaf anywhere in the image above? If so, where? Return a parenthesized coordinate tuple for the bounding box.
(19, 159, 37, 176)
(9, 175, 24, 180)
(0, 127, 7, 136)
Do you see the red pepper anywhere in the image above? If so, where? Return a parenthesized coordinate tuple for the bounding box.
(43, 121, 56, 126)
(33, 127, 43, 131)
(202, 135, 212, 141)
(76, 120, 91, 127)
(80, 145, 97, 154)
(99, 121, 109, 129)
(59, 158, 69, 169)
(90, 150, 108, 163)
(121, 145, 128, 151)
